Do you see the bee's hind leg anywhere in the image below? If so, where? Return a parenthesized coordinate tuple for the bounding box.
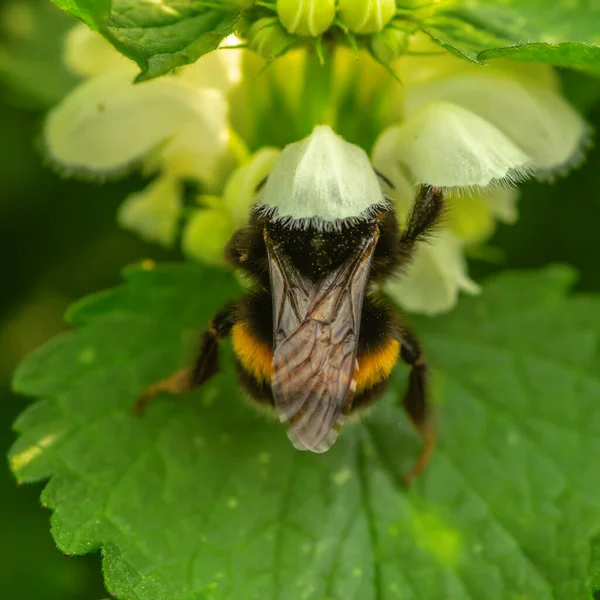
(399, 327, 436, 484)
(133, 303, 236, 413)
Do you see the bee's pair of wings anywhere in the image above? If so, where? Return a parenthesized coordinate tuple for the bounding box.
(265, 225, 380, 453)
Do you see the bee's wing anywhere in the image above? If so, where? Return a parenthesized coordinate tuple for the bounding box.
(265, 226, 380, 452)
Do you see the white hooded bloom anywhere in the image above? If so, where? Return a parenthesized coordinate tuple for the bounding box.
(373, 36, 588, 190)
(46, 25, 241, 186)
(387, 229, 480, 315)
(367, 37, 586, 313)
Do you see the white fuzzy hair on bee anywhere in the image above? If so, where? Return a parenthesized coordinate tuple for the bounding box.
(255, 125, 389, 229)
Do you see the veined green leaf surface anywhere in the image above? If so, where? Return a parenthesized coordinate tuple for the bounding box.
(423, 1, 600, 74)
(52, 0, 241, 80)
(9, 262, 600, 599)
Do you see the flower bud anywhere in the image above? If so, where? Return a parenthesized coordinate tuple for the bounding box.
(247, 17, 294, 60)
(369, 22, 410, 64)
(338, 0, 395, 34)
(277, 0, 335, 37)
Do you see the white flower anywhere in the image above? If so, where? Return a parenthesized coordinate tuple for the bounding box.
(372, 162, 481, 314)
(259, 125, 385, 221)
(46, 25, 242, 187)
(373, 36, 588, 190)
(386, 229, 480, 316)
(374, 101, 531, 188)
(367, 37, 587, 313)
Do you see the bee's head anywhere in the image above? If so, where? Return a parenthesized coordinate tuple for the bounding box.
(254, 126, 389, 230)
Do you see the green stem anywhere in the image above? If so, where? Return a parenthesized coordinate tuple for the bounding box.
(300, 45, 335, 135)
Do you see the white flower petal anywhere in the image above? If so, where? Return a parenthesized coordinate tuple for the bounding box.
(64, 24, 134, 78)
(45, 71, 221, 177)
(259, 125, 386, 221)
(404, 73, 587, 173)
(374, 101, 531, 188)
(117, 175, 182, 247)
(158, 88, 230, 184)
(385, 231, 479, 315)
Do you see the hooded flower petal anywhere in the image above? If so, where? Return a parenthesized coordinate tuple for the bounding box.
(45, 70, 228, 178)
(64, 24, 134, 78)
(372, 149, 481, 314)
(404, 73, 587, 174)
(117, 175, 182, 247)
(157, 89, 231, 185)
(373, 101, 531, 188)
(259, 125, 386, 220)
(385, 230, 480, 315)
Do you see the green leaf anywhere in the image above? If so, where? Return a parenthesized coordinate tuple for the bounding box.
(422, 1, 600, 75)
(51, 0, 110, 24)
(52, 0, 241, 80)
(9, 262, 600, 599)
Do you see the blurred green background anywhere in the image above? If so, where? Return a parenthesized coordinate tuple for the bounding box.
(0, 1, 599, 599)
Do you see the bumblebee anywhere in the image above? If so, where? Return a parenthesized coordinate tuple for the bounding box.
(136, 126, 444, 482)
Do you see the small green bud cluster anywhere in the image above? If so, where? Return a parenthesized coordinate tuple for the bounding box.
(338, 0, 396, 34)
(277, 0, 336, 36)
(246, 1, 428, 66)
(275, 0, 403, 37)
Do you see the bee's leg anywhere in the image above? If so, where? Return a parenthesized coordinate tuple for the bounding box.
(399, 327, 436, 484)
(133, 303, 236, 413)
(398, 185, 444, 256)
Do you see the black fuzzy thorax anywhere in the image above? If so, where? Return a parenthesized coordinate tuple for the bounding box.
(266, 218, 377, 282)
(225, 206, 404, 286)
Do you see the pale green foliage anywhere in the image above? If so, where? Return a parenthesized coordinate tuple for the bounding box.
(425, 1, 600, 74)
(10, 263, 600, 599)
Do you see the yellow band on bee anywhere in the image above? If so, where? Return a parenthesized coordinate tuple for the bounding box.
(354, 338, 400, 394)
(232, 320, 399, 395)
(231, 322, 274, 384)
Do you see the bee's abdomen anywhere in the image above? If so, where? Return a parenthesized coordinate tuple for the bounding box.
(231, 291, 400, 410)
(354, 337, 400, 395)
(231, 320, 273, 385)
